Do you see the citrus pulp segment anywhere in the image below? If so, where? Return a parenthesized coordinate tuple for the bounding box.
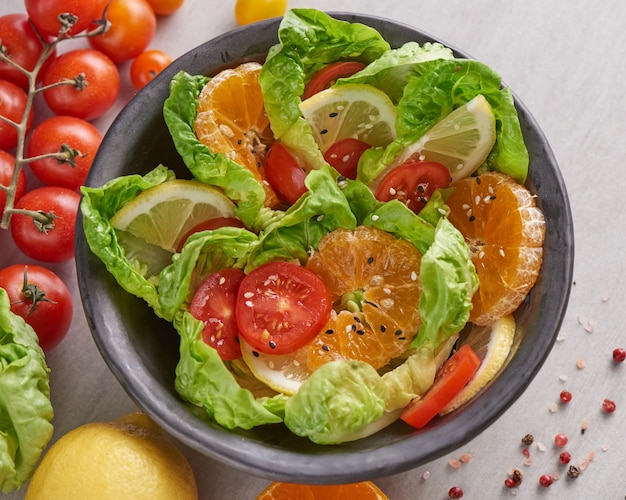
(194, 62, 279, 207)
(256, 480, 388, 500)
(299, 83, 397, 153)
(109, 179, 236, 252)
(439, 314, 516, 415)
(446, 172, 545, 325)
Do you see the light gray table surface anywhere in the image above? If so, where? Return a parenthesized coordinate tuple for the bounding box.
(2, 0, 625, 498)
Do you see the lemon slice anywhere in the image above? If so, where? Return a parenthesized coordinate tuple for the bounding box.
(439, 314, 516, 415)
(240, 338, 312, 395)
(299, 83, 397, 153)
(381, 94, 496, 186)
(110, 179, 236, 252)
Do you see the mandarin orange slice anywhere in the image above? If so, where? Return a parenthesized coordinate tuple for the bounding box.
(446, 171, 545, 325)
(304, 225, 422, 371)
(256, 480, 388, 500)
(194, 62, 279, 207)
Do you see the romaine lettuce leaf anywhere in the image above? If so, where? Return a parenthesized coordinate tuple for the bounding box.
(0, 289, 53, 493)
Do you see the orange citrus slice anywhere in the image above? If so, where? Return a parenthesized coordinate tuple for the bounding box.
(194, 62, 279, 207)
(446, 172, 545, 325)
(256, 480, 388, 500)
(304, 225, 422, 371)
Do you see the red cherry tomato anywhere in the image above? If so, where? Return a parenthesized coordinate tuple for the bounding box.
(10, 186, 80, 263)
(145, 0, 185, 15)
(264, 142, 307, 205)
(130, 49, 173, 90)
(0, 13, 50, 89)
(323, 138, 370, 180)
(25, 0, 99, 38)
(88, 0, 157, 63)
(0, 149, 27, 218)
(375, 159, 451, 214)
(400, 344, 481, 429)
(0, 264, 73, 352)
(235, 260, 332, 355)
(190, 268, 245, 360)
(177, 216, 245, 252)
(302, 61, 367, 100)
(41, 49, 120, 121)
(0, 79, 34, 151)
(27, 116, 103, 191)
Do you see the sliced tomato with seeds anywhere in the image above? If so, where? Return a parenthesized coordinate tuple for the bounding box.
(235, 261, 332, 355)
(375, 159, 451, 214)
(302, 61, 367, 100)
(324, 138, 370, 179)
(400, 344, 481, 429)
(190, 268, 246, 360)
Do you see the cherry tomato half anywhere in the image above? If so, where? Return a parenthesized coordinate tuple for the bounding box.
(264, 142, 307, 205)
(0, 149, 27, 219)
(10, 186, 80, 263)
(0, 264, 73, 352)
(89, 0, 157, 63)
(324, 138, 370, 180)
(41, 49, 120, 121)
(177, 217, 245, 253)
(375, 159, 451, 214)
(235, 0, 288, 26)
(302, 61, 367, 100)
(235, 261, 332, 355)
(0, 13, 50, 89)
(130, 49, 173, 90)
(0, 79, 34, 151)
(190, 267, 245, 360)
(400, 344, 481, 429)
(27, 115, 103, 191)
(25, 0, 99, 38)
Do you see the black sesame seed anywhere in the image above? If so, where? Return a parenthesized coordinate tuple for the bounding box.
(325, 329, 335, 335)
(398, 337, 406, 340)
(356, 329, 365, 335)
(237, 139, 242, 145)
(329, 112, 338, 117)
(476, 177, 481, 184)
(320, 129, 328, 135)
(353, 316, 361, 323)
(252, 351, 260, 357)
(419, 196, 428, 204)
(269, 340, 277, 349)
(469, 215, 476, 222)
(417, 185, 425, 193)
(351, 324, 357, 332)
(380, 324, 386, 332)
(490, 195, 497, 200)
(367, 256, 374, 264)
(322, 345, 330, 352)
(394, 329, 403, 336)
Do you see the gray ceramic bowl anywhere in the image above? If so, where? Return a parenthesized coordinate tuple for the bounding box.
(75, 12, 574, 484)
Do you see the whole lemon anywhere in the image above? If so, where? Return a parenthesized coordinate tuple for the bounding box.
(25, 412, 198, 500)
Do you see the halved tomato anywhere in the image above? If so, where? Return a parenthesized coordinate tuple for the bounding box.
(302, 61, 366, 99)
(324, 138, 370, 180)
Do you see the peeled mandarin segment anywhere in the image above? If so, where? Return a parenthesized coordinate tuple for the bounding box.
(194, 62, 278, 207)
(446, 172, 545, 325)
(256, 480, 388, 500)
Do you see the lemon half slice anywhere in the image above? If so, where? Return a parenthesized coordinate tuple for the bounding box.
(439, 314, 516, 415)
(300, 83, 397, 153)
(110, 179, 236, 252)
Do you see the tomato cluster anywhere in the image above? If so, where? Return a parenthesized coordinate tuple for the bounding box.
(0, 0, 183, 352)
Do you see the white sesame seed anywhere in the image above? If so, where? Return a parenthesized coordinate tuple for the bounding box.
(371, 214, 379, 221)
(268, 361, 275, 369)
(245, 300, 254, 307)
(219, 277, 226, 285)
(244, 291, 254, 299)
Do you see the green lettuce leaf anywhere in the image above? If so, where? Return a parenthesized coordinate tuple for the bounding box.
(0, 289, 53, 493)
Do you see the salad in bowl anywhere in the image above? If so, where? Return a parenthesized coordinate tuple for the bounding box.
(77, 9, 572, 481)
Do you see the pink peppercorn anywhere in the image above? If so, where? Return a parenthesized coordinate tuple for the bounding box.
(613, 348, 626, 362)
(539, 474, 554, 487)
(602, 399, 616, 413)
(554, 433, 568, 447)
(560, 390, 572, 403)
(559, 451, 572, 464)
(448, 486, 464, 498)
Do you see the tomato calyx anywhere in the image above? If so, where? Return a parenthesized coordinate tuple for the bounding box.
(15, 266, 57, 316)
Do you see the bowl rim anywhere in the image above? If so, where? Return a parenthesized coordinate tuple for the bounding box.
(76, 11, 574, 483)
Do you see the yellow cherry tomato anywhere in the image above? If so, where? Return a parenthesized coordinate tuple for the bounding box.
(234, 0, 288, 26)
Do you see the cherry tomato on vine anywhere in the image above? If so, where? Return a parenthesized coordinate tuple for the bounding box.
(89, 0, 157, 63)
(177, 217, 245, 252)
(27, 116, 103, 191)
(375, 159, 451, 214)
(234, 0, 288, 26)
(400, 344, 481, 429)
(10, 186, 80, 263)
(145, 0, 185, 15)
(302, 61, 367, 100)
(0, 79, 33, 151)
(324, 138, 370, 180)
(235, 261, 332, 355)
(264, 142, 308, 205)
(190, 268, 246, 360)
(0, 13, 51, 89)
(0, 149, 27, 219)
(25, 0, 99, 38)
(41, 49, 120, 121)
(0, 264, 73, 352)
(130, 49, 173, 90)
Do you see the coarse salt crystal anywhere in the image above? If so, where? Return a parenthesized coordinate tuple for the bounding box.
(559, 374, 568, 382)
(422, 471, 430, 480)
(536, 442, 546, 452)
(549, 402, 558, 413)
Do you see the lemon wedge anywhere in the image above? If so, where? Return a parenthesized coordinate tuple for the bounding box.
(110, 179, 236, 252)
(299, 83, 397, 153)
(439, 314, 516, 415)
(240, 338, 312, 395)
(379, 94, 496, 186)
